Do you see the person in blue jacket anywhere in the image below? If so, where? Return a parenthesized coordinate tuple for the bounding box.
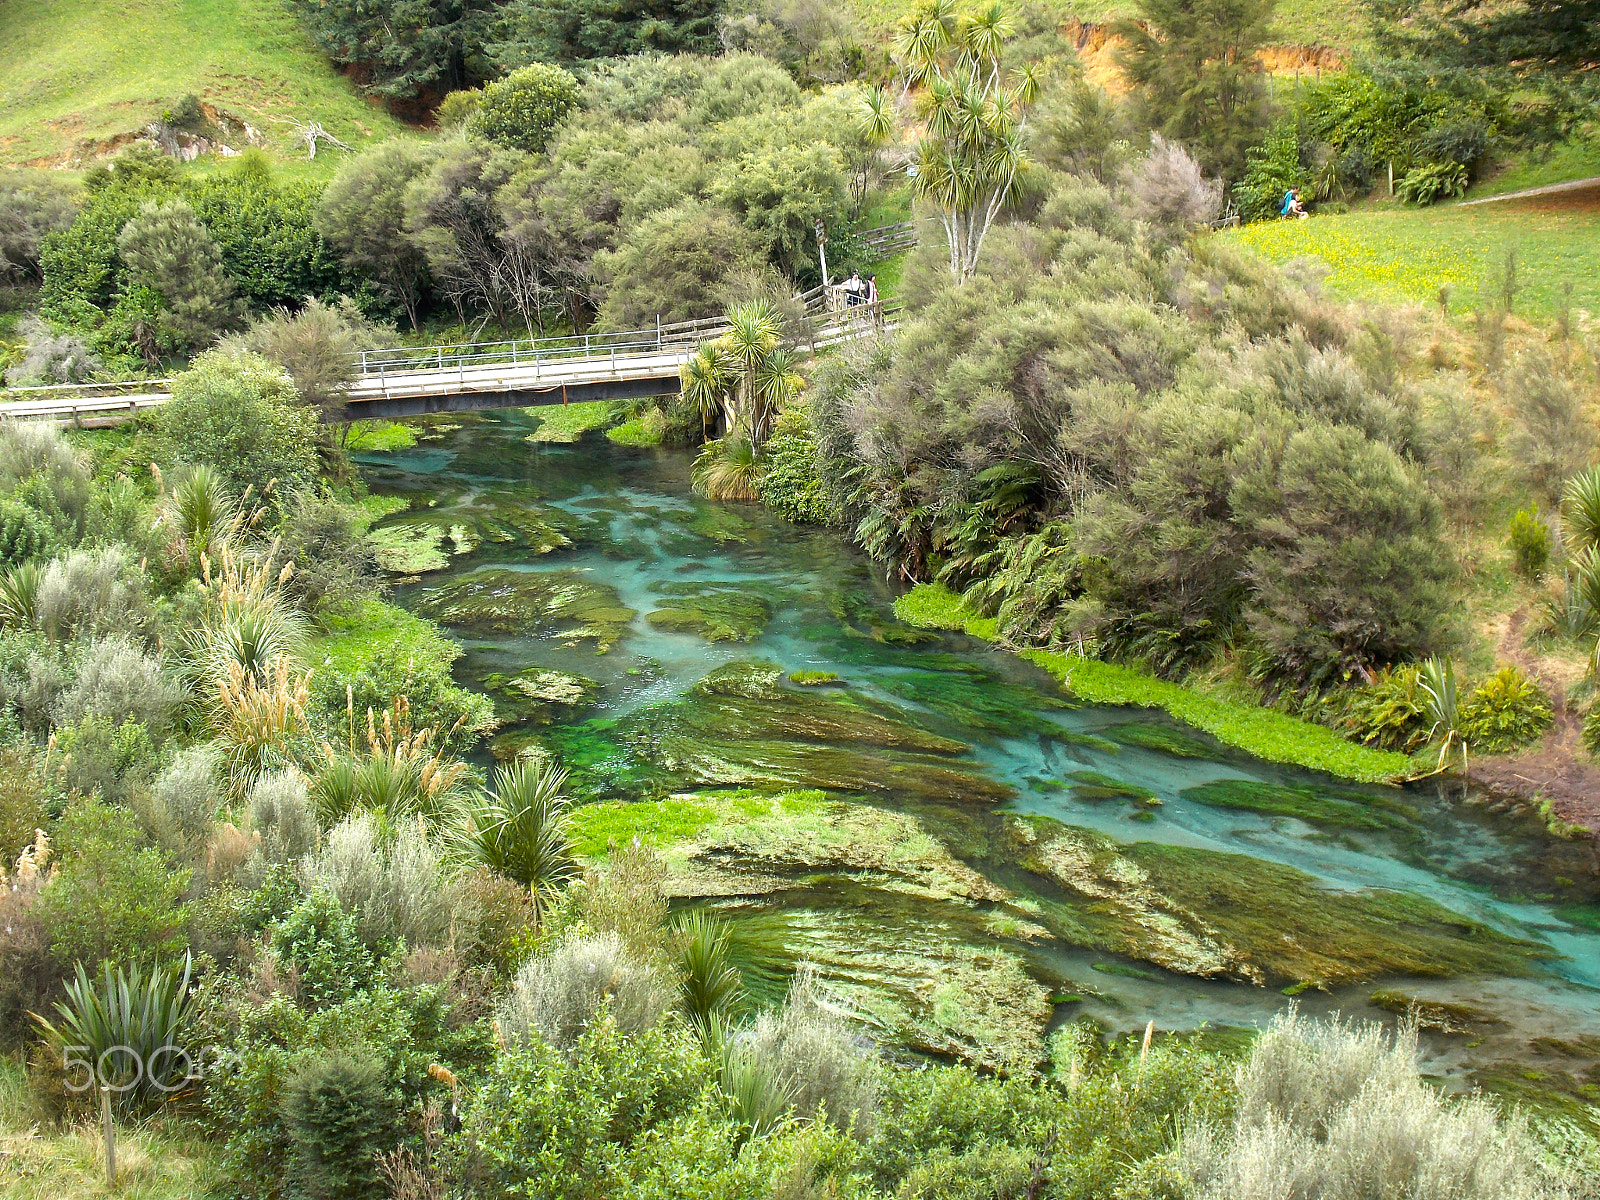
(1281, 187, 1307, 219)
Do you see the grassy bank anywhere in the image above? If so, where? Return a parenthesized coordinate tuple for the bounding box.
(0, 0, 404, 166)
(894, 583, 1414, 784)
(1219, 197, 1600, 321)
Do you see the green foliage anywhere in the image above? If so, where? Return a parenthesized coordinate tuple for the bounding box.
(0, 497, 52, 568)
(1418, 655, 1466, 772)
(465, 1018, 717, 1200)
(757, 424, 830, 524)
(37, 797, 191, 968)
(281, 1051, 397, 1200)
(156, 348, 321, 508)
(1114, 0, 1274, 180)
(471, 63, 580, 155)
(1508, 508, 1552, 580)
(271, 889, 379, 1008)
(231, 297, 383, 418)
(1337, 665, 1429, 753)
(692, 436, 761, 501)
(1235, 118, 1312, 222)
(674, 909, 746, 1035)
(1395, 159, 1469, 205)
(310, 598, 495, 751)
(710, 141, 849, 281)
(1458, 666, 1554, 755)
(31, 955, 198, 1111)
(317, 142, 435, 330)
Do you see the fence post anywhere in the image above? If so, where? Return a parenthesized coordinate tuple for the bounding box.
(101, 1087, 115, 1188)
(656, 315, 662, 351)
(360, 350, 368, 375)
(437, 347, 443, 370)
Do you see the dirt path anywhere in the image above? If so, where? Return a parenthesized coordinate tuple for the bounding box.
(1468, 606, 1600, 841)
(1457, 176, 1600, 209)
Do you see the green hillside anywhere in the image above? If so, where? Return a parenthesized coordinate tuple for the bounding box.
(0, 0, 406, 167)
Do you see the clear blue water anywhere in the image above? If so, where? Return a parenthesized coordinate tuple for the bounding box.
(358, 410, 1600, 1072)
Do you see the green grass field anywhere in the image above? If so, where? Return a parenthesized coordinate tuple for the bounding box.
(1219, 193, 1600, 321)
(0, 0, 405, 167)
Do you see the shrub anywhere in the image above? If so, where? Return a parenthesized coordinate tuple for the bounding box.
(1183, 1007, 1562, 1200)
(735, 965, 877, 1132)
(0, 497, 52, 568)
(1336, 665, 1429, 753)
(0, 171, 77, 284)
(0, 745, 47, 863)
(1458, 666, 1553, 754)
(1130, 135, 1223, 230)
(434, 88, 481, 130)
(466, 1018, 713, 1200)
(299, 814, 454, 950)
(692, 435, 761, 501)
(575, 839, 670, 960)
(270, 888, 379, 1008)
(54, 634, 178, 736)
(1503, 348, 1595, 506)
(497, 932, 675, 1051)
(0, 421, 94, 546)
(229, 298, 384, 419)
(1395, 160, 1469, 205)
(50, 714, 160, 805)
(156, 348, 321, 509)
(32, 547, 146, 644)
(141, 745, 223, 859)
(455, 866, 537, 978)
(281, 1051, 398, 1200)
(757, 423, 830, 524)
(452, 758, 575, 930)
(0, 833, 55, 1050)
(31, 955, 199, 1111)
(116, 198, 239, 348)
(471, 63, 579, 155)
(272, 493, 380, 608)
(247, 769, 317, 865)
(1507, 508, 1552, 580)
(3, 315, 100, 385)
(37, 797, 192, 968)
(596, 201, 767, 329)
(675, 908, 745, 1035)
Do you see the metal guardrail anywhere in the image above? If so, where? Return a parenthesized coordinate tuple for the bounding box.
(1, 298, 902, 424)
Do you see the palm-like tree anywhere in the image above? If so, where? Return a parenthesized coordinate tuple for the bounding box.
(888, 0, 1035, 283)
(679, 299, 799, 452)
(681, 342, 737, 440)
(453, 758, 577, 931)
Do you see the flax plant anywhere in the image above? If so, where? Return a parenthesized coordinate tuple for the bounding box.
(451, 757, 576, 932)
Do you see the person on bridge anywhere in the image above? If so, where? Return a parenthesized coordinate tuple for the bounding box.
(867, 274, 880, 326)
(845, 271, 865, 308)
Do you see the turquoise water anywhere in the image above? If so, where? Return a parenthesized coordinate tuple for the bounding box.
(358, 411, 1600, 1075)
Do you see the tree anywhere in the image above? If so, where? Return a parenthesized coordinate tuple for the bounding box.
(317, 143, 435, 330)
(595, 202, 767, 329)
(494, 0, 722, 65)
(230, 298, 386, 421)
(710, 142, 850, 282)
(679, 299, 801, 449)
(0, 171, 77, 284)
(1114, 0, 1276, 182)
(156, 349, 322, 507)
(287, 0, 501, 102)
(892, 0, 1039, 283)
(469, 62, 580, 154)
(116, 198, 238, 348)
(1374, 0, 1600, 77)
(453, 758, 577, 931)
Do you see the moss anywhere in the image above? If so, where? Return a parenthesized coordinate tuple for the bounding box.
(789, 670, 843, 686)
(617, 661, 1013, 804)
(524, 400, 610, 443)
(1103, 722, 1226, 761)
(606, 414, 665, 446)
(568, 796, 720, 857)
(893, 583, 1414, 784)
(415, 568, 635, 652)
(348, 493, 412, 532)
(1006, 816, 1554, 987)
(645, 583, 772, 643)
(1178, 779, 1416, 835)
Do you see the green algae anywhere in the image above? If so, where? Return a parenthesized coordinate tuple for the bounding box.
(1179, 779, 1414, 835)
(569, 796, 721, 857)
(416, 568, 635, 651)
(617, 661, 1013, 804)
(366, 519, 458, 573)
(1005, 815, 1554, 987)
(1104, 722, 1226, 761)
(875, 667, 1071, 737)
(645, 583, 772, 643)
(479, 667, 597, 724)
(789, 670, 843, 686)
(1091, 962, 1164, 981)
(1368, 989, 1503, 1033)
(1554, 904, 1600, 932)
(1069, 770, 1160, 805)
(476, 500, 574, 555)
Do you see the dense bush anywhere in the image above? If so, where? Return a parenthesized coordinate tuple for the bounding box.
(270, 888, 380, 1008)
(1458, 666, 1553, 754)
(471, 63, 580, 154)
(1507, 508, 1552, 579)
(36, 798, 192, 968)
(298, 814, 455, 951)
(497, 932, 675, 1050)
(596, 202, 768, 329)
(756, 419, 830, 524)
(155, 348, 322, 507)
(282, 1051, 398, 1200)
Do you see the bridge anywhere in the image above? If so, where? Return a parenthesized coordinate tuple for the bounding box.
(0, 294, 898, 427)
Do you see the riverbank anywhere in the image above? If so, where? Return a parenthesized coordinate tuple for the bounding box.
(894, 583, 1416, 786)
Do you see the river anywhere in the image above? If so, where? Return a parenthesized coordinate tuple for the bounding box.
(357, 409, 1600, 1093)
